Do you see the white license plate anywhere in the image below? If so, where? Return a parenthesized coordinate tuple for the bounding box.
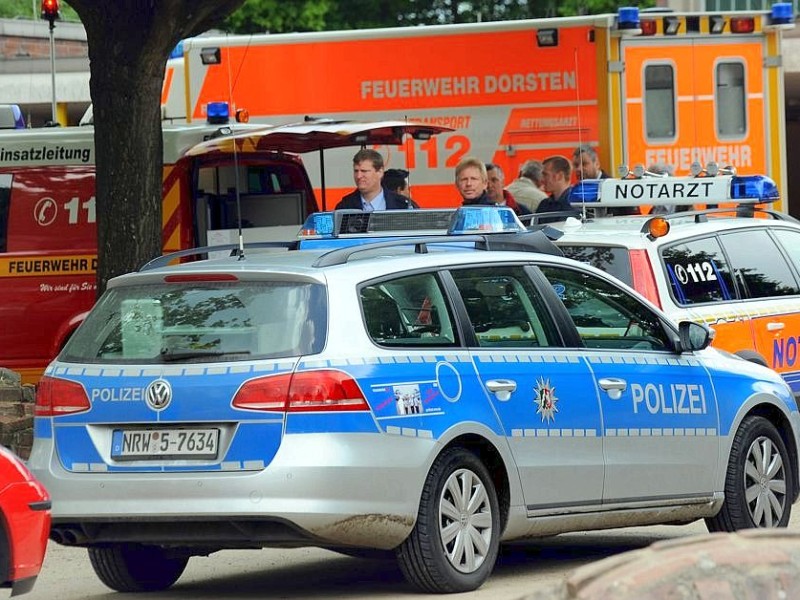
(111, 428, 219, 460)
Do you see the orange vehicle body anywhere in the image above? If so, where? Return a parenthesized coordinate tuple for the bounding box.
(164, 8, 790, 210)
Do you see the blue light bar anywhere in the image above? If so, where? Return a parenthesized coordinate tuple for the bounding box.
(729, 175, 779, 203)
(617, 7, 641, 30)
(206, 101, 230, 124)
(448, 206, 524, 234)
(568, 180, 601, 203)
(770, 2, 793, 25)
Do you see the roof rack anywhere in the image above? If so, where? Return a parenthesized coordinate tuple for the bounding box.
(640, 206, 799, 233)
(139, 241, 299, 271)
(312, 231, 562, 268)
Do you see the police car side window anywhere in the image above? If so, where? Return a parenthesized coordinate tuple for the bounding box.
(719, 230, 800, 299)
(360, 273, 458, 347)
(449, 266, 555, 348)
(538, 266, 671, 352)
(773, 229, 800, 272)
(661, 237, 736, 305)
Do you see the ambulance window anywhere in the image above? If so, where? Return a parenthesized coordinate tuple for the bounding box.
(644, 64, 676, 140)
(450, 266, 558, 348)
(661, 237, 736, 305)
(720, 230, 800, 299)
(716, 62, 746, 137)
(538, 265, 671, 351)
(0, 174, 9, 252)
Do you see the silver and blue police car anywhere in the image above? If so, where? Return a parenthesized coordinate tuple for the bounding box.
(28, 207, 800, 594)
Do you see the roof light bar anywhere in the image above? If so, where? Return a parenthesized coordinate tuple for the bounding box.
(568, 173, 778, 207)
(298, 207, 525, 240)
(615, 7, 642, 35)
(767, 2, 795, 29)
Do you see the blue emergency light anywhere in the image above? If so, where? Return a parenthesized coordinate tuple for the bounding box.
(449, 206, 523, 234)
(730, 175, 780, 202)
(616, 7, 641, 30)
(206, 101, 230, 125)
(770, 2, 794, 25)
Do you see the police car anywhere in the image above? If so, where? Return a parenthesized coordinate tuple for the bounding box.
(28, 207, 800, 594)
(552, 165, 800, 401)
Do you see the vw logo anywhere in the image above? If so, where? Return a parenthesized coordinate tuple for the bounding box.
(145, 379, 172, 411)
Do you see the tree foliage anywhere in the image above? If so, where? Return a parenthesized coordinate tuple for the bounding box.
(222, 0, 653, 33)
(66, 0, 245, 294)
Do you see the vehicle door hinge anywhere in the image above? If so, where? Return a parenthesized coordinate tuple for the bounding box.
(608, 61, 625, 73)
(764, 55, 782, 68)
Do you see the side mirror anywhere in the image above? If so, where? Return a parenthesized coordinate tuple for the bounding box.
(678, 321, 713, 353)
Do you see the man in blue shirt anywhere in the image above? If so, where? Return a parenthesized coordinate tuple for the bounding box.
(336, 149, 413, 211)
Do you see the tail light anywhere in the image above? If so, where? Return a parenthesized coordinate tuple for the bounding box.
(629, 249, 661, 309)
(233, 370, 369, 413)
(35, 376, 91, 416)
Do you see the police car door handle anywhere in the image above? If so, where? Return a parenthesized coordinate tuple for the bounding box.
(598, 377, 627, 400)
(485, 379, 517, 401)
(766, 322, 785, 332)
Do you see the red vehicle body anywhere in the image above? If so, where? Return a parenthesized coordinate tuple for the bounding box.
(0, 445, 50, 595)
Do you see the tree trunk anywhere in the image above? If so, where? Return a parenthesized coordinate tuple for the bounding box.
(67, 1, 245, 296)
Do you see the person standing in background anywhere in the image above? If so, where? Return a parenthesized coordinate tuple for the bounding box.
(506, 160, 548, 212)
(454, 156, 493, 206)
(486, 163, 530, 215)
(336, 149, 413, 211)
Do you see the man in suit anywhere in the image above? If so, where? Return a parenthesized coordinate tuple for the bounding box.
(335, 149, 414, 211)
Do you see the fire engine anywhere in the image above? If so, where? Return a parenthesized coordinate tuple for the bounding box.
(0, 108, 446, 383)
(163, 4, 795, 210)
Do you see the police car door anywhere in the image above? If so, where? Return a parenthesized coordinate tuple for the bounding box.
(536, 264, 719, 503)
(447, 265, 605, 511)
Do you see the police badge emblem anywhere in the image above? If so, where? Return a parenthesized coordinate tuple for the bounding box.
(534, 377, 558, 423)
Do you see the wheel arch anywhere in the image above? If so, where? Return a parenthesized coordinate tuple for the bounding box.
(745, 402, 800, 503)
(439, 433, 511, 533)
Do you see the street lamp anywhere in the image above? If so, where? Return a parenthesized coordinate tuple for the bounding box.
(40, 0, 60, 126)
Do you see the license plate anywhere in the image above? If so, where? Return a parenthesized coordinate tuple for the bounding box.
(111, 428, 219, 460)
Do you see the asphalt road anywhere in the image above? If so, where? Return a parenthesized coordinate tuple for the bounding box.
(23, 514, 799, 600)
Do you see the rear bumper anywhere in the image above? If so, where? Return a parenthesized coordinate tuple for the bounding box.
(30, 432, 436, 550)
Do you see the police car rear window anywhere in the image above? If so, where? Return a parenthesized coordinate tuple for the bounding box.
(558, 245, 633, 286)
(60, 281, 327, 363)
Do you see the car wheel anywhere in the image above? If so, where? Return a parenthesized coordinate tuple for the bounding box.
(88, 543, 189, 592)
(396, 447, 500, 593)
(706, 416, 793, 532)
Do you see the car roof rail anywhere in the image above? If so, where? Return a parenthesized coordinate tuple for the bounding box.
(520, 211, 582, 226)
(312, 231, 562, 268)
(139, 241, 300, 271)
(639, 206, 800, 235)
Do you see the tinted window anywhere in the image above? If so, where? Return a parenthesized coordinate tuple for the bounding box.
(716, 62, 746, 137)
(360, 273, 458, 347)
(559, 245, 633, 286)
(720, 230, 800, 298)
(661, 237, 736, 305)
(539, 265, 671, 351)
(450, 266, 557, 348)
(644, 64, 676, 140)
(772, 229, 800, 271)
(61, 281, 327, 363)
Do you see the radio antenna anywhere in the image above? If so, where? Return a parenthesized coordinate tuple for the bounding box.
(573, 46, 587, 221)
(224, 40, 245, 260)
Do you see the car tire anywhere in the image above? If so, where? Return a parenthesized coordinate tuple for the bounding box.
(706, 415, 793, 532)
(88, 543, 189, 592)
(396, 447, 500, 593)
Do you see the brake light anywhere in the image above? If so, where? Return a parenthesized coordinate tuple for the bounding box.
(35, 376, 91, 416)
(232, 370, 369, 412)
(730, 17, 755, 33)
(164, 273, 239, 282)
(629, 249, 661, 308)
